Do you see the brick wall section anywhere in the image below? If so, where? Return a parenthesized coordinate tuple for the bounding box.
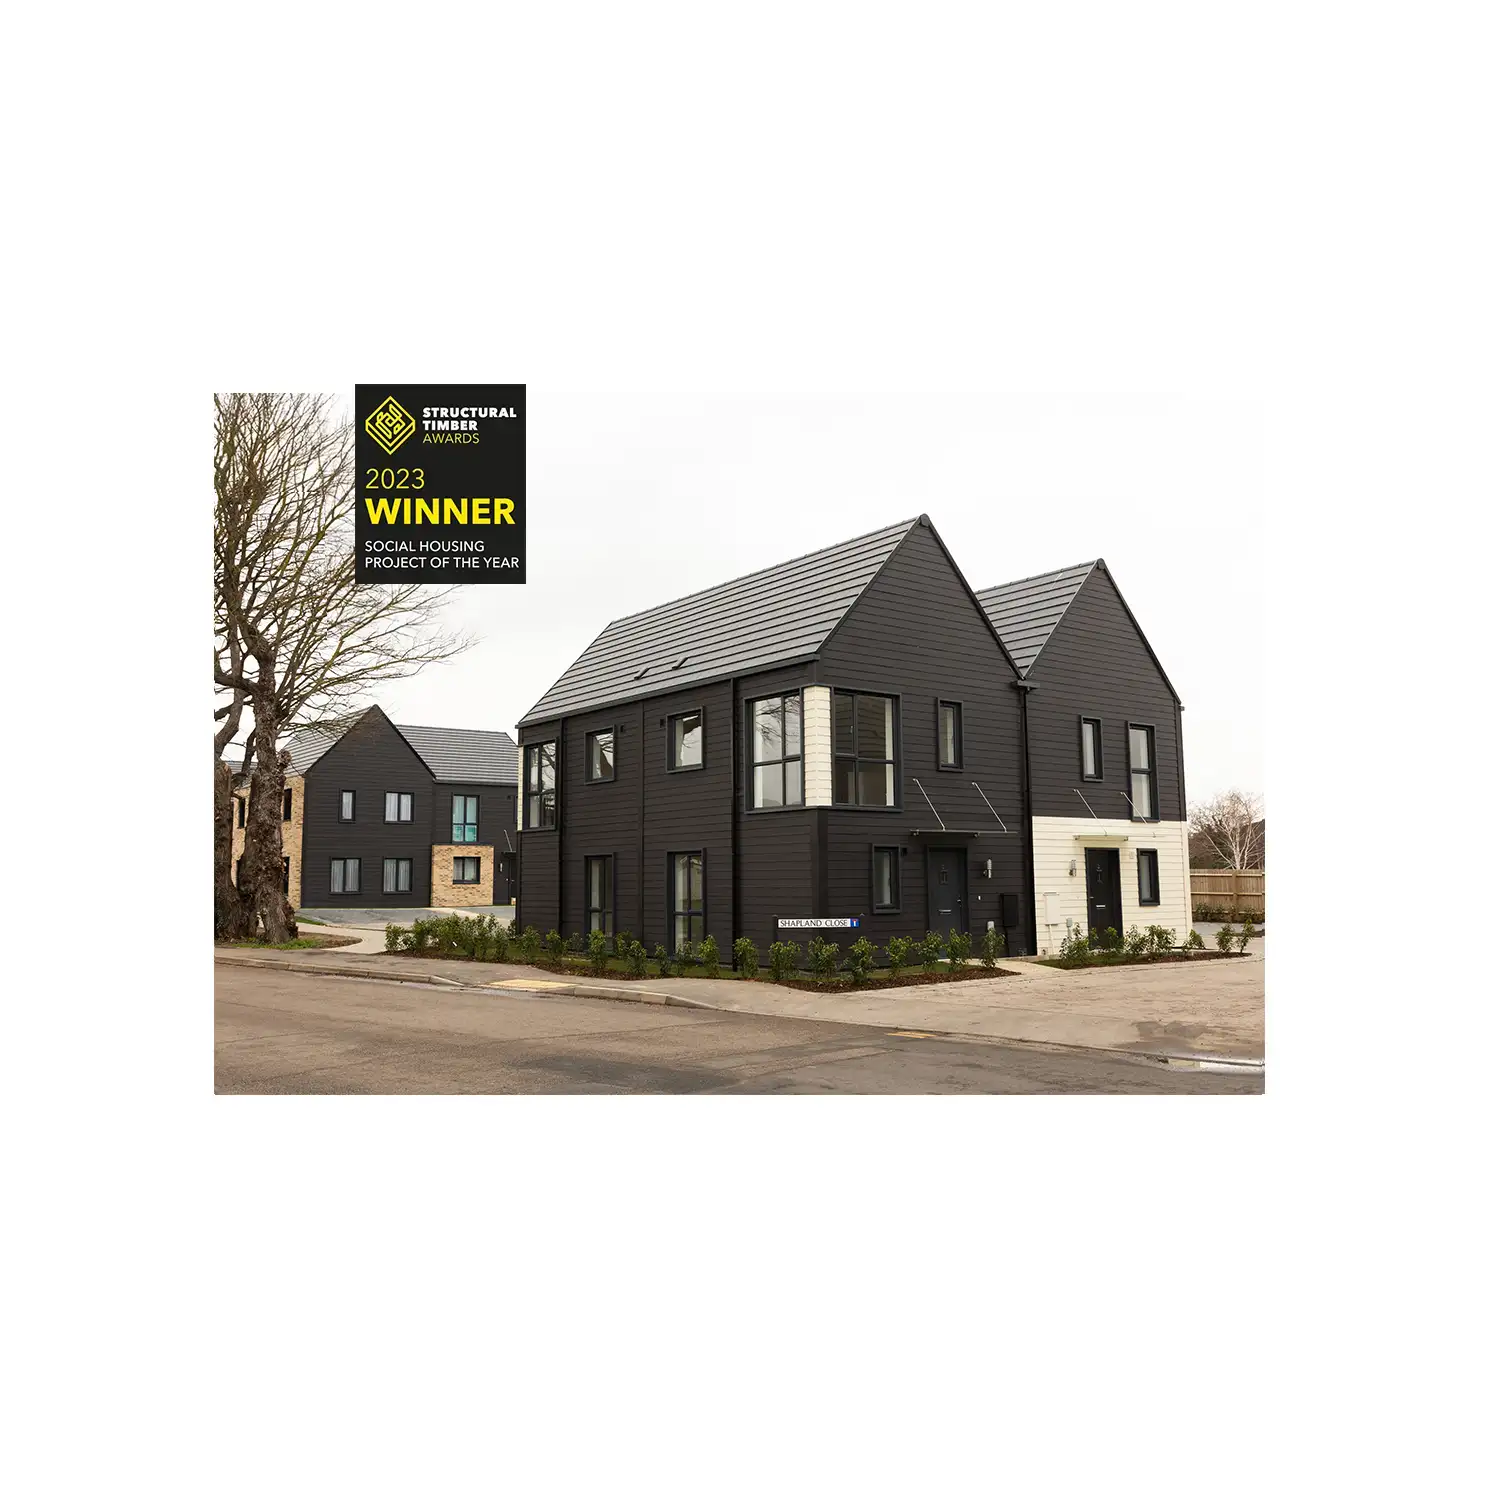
(430, 844, 495, 906)
(231, 774, 304, 907)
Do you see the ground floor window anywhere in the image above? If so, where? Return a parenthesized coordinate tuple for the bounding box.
(585, 855, 614, 935)
(872, 846, 901, 911)
(1137, 848, 1160, 905)
(383, 857, 412, 894)
(669, 851, 704, 950)
(282, 857, 290, 894)
(330, 857, 360, 894)
(453, 856, 481, 885)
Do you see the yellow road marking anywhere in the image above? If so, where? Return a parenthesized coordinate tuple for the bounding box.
(888, 1030, 934, 1039)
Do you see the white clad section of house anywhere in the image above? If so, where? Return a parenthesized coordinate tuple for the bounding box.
(1031, 816, 1192, 955)
(802, 686, 833, 806)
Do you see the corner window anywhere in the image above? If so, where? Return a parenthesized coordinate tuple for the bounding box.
(523, 743, 556, 829)
(1137, 848, 1160, 905)
(585, 729, 616, 783)
(452, 794, 478, 843)
(1081, 718, 1102, 781)
(385, 791, 413, 823)
(669, 851, 705, 950)
(339, 790, 356, 823)
(749, 693, 803, 808)
(1128, 724, 1158, 821)
(330, 857, 360, 894)
(383, 857, 412, 894)
(453, 856, 481, 885)
(585, 855, 614, 935)
(873, 846, 901, 911)
(668, 710, 703, 771)
(834, 692, 897, 807)
(938, 701, 963, 769)
(282, 787, 294, 821)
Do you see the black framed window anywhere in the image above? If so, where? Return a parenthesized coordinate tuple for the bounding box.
(383, 857, 412, 894)
(585, 729, 615, 783)
(938, 701, 963, 769)
(385, 791, 413, 823)
(1081, 717, 1103, 781)
(585, 855, 614, 935)
(748, 693, 803, 808)
(236, 796, 246, 828)
(1137, 848, 1160, 905)
(834, 691, 897, 807)
(282, 787, 294, 820)
(1127, 723, 1158, 821)
(669, 851, 705, 950)
(872, 846, 901, 911)
(452, 794, 478, 842)
(282, 856, 290, 894)
(453, 856, 481, 885)
(668, 710, 704, 771)
(523, 743, 556, 829)
(329, 857, 360, 894)
(339, 790, 356, 822)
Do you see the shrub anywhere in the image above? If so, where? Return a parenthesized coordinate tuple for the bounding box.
(487, 921, 511, 963)
(651, 943, 669, 976)
(670, 942, 696, 977)
(698, 934, 722, 979)
(564, 930, 584, 955)
(615, 929, 634, 959)
(886, 936, 914, 977)
(384, 923, 404, 953)
(1146, 925, 1176, 957)
(586, 929, 609, 976)
(979, 925, 1003, 969)
(947, 928, 972, 966)
(1184, 928, 1206, 951)
(767, 941, 801, 983)
(1123, 925, 1150, 958)
(1057, 929, 1093, 966)
(1237, 918, 1255, 954)
(807, 936, 841, 981)
(733, 936, 760, 980)
(918, 931, 945, 975)
(518, 926, 543, 964)
(1096, 925, 1123, 953)
(1216, 924, 1235, 954)
(623, 939, 648, 978)
(409, 919, 433, 954)
(845, 936, 876, 983)
(544, 929, 566, 960)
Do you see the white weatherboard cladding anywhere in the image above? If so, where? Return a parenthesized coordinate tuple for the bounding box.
(802, 686, 833, 807)
(1031, 816, 1192, 955)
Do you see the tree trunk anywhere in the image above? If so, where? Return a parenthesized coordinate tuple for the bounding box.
(214, 759, 254, 940)
(243, 705, 295, 943)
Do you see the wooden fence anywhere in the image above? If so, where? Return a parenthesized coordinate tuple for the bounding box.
(1190, 868, 1265, 918)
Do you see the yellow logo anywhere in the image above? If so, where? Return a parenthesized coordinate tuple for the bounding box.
(365, 396, 417, 455)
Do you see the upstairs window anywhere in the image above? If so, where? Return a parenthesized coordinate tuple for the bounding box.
(523, 743, 556, 829)
(1080, 718, 1103, 781)
(282, 787, 294, 820)
(585, 729, 616, 783)
(383, 857, 412, 894)
(749, 693, 803, 808)
(834, 692, 897, 807)
(585, 855, 614, 935)
(452, 794, 478, 843)
(668, 710, 704, 770)
(938, 701, 963, 769)
(1137, 848, 1160, 905)
(329, 857, 360, 894)
(385, 791, 413, 823)
(339, 790, 356, 822)
(1128, 724, 1158, 821)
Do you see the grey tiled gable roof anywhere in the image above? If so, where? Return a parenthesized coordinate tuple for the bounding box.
(279, 717, 519, 784)
(521, 517, 921, 723)
(974, 561, 1097, 676)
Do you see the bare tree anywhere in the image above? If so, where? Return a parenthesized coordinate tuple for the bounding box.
(214, 393, 472, 941)
(1190, 789, 1265, 870)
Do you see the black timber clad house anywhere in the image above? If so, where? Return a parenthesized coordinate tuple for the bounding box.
(975, 561, 1191, 954)
(515, 517, 1034, 955)
(287, 706, 519, 908)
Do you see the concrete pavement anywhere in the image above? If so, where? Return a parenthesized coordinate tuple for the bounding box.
(215, 967, 1264, 1094)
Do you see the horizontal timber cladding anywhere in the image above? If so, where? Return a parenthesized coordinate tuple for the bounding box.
(735, 663, 820, 952)
(516, 718, 561, 934)
(300, 709, 435, 906)
(815, 519, 1031, 951)
(1023, 566, 1185, 822)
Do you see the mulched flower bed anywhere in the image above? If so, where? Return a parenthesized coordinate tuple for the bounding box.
(1039, 950, 1251, 970)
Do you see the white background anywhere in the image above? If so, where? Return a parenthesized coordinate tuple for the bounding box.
(2, 2, 1495, 1497)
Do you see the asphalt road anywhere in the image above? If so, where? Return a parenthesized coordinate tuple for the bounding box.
(214, 967, 1263, 1095)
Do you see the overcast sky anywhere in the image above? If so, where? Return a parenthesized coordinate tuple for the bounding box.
(253, 394, 1261, 802)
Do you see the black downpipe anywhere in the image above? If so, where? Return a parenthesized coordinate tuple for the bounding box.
(638, 700, 647, 943)
(1016, 682, 1037, 956)
(556, 721, 566, 932)
(729, 677, 739, 942)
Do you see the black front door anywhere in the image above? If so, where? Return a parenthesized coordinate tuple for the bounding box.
(926, 847, 968, 934)
(1084, 847, 1123, 943)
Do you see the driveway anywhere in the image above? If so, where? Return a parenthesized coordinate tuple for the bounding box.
(299, 904, 515, 930)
